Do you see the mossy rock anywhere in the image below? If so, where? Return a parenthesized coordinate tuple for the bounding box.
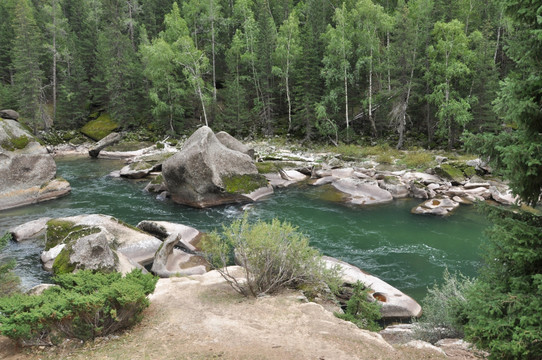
(52, 246, 76, 274)
(434, 164, 466, 184)
(129, 161, 153, 171)
(45, 219, 100, 250)
(150, 174, 164, 185)
(1, 135, 30, 151)
(80, 113, 119, 141)
(222, 174, 268, 194)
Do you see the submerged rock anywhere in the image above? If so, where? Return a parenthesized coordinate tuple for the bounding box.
(331, 178, 393, 205)
(162, 127, 269, 208)
(411, 197, 460, 216)
(324, 256, 422, 319)
(0, 119, 71, 210)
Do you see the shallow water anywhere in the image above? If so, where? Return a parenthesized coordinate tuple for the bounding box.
(0, 157, 488, 301)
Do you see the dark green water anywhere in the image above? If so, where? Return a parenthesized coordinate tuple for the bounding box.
(0, 157, 488, 301)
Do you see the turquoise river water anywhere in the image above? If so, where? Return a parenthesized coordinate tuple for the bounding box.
(0, 157, 489, 301)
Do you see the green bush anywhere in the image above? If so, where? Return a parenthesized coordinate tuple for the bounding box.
(334, 281, 382, 331)
(415, 269, 474, 344)
(202, 215, 340, 297)
(0, 270, 157, 343)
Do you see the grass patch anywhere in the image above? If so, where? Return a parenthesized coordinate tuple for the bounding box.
(80, 113, 119, 141)
(45, 219, 101, 250)
(398, 151, 434, 169)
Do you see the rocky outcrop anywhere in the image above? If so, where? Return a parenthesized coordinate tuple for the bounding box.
(216, 131, 255, 158)
(88, 131, 123, 158)
(40, 214, 162, 274)
(162, 127, 270, 208)
(150, 232, 207, 277)
(136, 220, 204, 252)
(324, 256, 422, 319)
(0, 119, 71, 210)
(0, 109, 20, 120)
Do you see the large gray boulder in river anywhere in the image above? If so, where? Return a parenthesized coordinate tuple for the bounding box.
(0, 118, 71, 210)
(162, 126, 271, 208)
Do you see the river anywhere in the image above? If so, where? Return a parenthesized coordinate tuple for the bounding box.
(0, 156, 488, 301)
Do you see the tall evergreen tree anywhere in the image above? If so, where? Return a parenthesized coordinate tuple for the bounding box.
(12, 0, 46, 131)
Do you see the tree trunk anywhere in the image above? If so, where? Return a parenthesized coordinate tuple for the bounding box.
(368, 46, 376, 137)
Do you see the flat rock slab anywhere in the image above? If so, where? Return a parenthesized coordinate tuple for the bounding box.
(324, 256, 422, 319)
(331, 178, 393, 205)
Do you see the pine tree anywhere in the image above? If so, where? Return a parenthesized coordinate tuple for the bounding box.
(11, 0, 46, 132)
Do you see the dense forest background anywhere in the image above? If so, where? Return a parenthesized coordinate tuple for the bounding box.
(0, 0, 512, 148)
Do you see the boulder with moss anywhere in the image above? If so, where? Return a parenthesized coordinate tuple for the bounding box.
(162, 127, 271, 208)
(0, 119, 71, 210)
(41, 215, 162, 274)
(80, 113, 119, 141)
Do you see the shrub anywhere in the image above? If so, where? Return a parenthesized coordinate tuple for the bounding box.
(0, 270, 157, 343)
(335, 281, 382, 331)
(202, 216, 340, 297)
(414, 269, 474, 344)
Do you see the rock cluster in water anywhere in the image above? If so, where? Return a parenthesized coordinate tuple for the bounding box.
(0, 117, 71, 210)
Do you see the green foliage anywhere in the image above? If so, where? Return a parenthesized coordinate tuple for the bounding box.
(415, 269, 474, 344)
(202, 215, 340, 297)
(222, 174, 268, 194)
(0, 233, 20, 296)
(80, 113, 119, 141)
(335, 281, 382, 332)
(0, 270, 157, 343)
(463, 205, 542, 359)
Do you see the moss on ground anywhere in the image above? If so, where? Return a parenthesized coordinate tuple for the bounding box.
(223, 174, 268, 194)
(129, 161, 153, 171)
(435, 164, 465, 183)
(80, 113, 119, 141)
